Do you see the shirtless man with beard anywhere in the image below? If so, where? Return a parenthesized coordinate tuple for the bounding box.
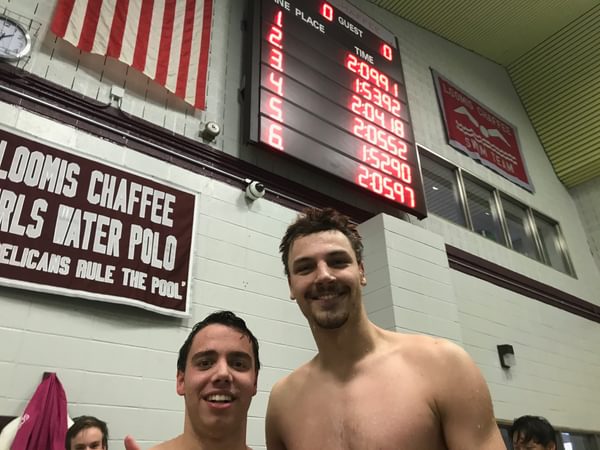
(266, 207, 505, 450)
(125, 311, 259, 450)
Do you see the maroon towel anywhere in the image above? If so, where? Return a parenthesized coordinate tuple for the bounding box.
(11, 373, 67, 450)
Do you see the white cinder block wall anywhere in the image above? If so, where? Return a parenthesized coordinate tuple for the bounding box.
(360, 211, 600, 430)
(361, 214, 463, 343)
(570, 178, 600, 273)
(454, 271, 600, 430)
(1, 0, 600, 449)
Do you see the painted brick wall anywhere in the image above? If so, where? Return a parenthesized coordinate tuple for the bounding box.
(361, 214, 462, 342)
(361, 212, 600, 430)
(569, 178, 600, 273)
(453, 270, 600, 430)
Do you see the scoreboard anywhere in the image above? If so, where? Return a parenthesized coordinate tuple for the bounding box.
(246, 0, 427, 218)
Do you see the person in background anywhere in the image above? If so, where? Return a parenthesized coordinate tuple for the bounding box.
(125, 310, 260, 450)
(510, 415, 557, 450)
(266, 207, 506, 450)
(66, 415, 108, 450)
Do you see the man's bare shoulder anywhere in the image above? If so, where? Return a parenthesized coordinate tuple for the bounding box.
(273, 332, 468, 384)
(376, 330, 479, 387)
(148, 436, 182, 450)
(270, 360, 314, 396)
(386, 331, 468, 362)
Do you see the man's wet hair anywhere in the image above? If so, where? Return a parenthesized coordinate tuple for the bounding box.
(280, 207, 363, 277)
(177, 310, 260, 374)
(510, 415, 557, 447)
(65, 415, 108, 450)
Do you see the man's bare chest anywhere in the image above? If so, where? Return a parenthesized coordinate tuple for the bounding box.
(280, 375, 447, 450)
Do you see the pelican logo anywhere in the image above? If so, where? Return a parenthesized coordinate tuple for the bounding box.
(454, 106, 509, 146)
(432, 70, 532, 191)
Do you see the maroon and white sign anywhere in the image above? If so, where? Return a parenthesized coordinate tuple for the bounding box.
(0, 128, 195, 317)
(433, 71, 533, 191)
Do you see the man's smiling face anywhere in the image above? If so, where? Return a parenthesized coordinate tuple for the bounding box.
(287, 230, 366, 330)
(177, 323, 257, 436)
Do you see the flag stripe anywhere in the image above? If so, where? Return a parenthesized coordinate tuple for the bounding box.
(141, 0, 165, 80)
(50, 0, 211, 109)
(107, 0, 130, 58)
(92, 0, 117, 54)
(78, 0, 103, 52)
(175, 0, 195, 97)
(50, 0, 76, 37)
(154, 0, 176, 86)
(118, 0, 143, 65)
(195, 0, 212, 110)
(62, 1, 88, 47)
(183, 0, 205, 105)
(132, 0, 154, 70)
(164, 0, 185, 92)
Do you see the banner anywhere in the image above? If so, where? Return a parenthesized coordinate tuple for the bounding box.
(432, 70, 533, 192)
(51, 0, 213, 110)
(0, 128, 195, 316)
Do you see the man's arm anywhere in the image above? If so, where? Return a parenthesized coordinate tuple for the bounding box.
(265, 380, 288, 450)
(435, 341, 506, 450)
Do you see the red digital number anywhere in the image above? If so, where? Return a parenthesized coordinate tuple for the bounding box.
(345, 54, 389, 92)
(321, 3, 334, 21)
(350, 95, 406, 138)
(353, 118, 408, 160)
(267, 25, 282, 49)
(350, 95, 385, 128)
(345, 54, 399, 97)
(269, 48, 283, 71)
(268, 71, 283, 96)
(354, 79, 402, 118)
(381, 43, 393, 61)
(275, 10, 283, 27)
(267, 123, 284, 150)
(390, 117, 404, 138)
(360, 145, 412, 183)
(356, 165, 415, 207)
(267, 96, 283, 121)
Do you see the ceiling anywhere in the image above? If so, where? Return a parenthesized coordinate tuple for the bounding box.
(368, 0, 600, 189)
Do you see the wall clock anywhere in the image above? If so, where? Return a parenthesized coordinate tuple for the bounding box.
(0, 14, 31, 60)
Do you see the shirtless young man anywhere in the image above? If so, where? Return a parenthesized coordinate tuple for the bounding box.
(125, 311, 259, 450)
(266, 208, 505, 450)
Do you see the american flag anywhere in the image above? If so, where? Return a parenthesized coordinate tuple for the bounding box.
(51, 0, 213, 109)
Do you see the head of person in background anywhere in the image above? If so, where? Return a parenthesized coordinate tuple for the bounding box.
(65, 415, 108, 450)
(510, 415, 557, 450)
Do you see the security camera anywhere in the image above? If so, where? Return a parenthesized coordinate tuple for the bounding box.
(245, 180, 265, 200)
(200, 121, 220, 141)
